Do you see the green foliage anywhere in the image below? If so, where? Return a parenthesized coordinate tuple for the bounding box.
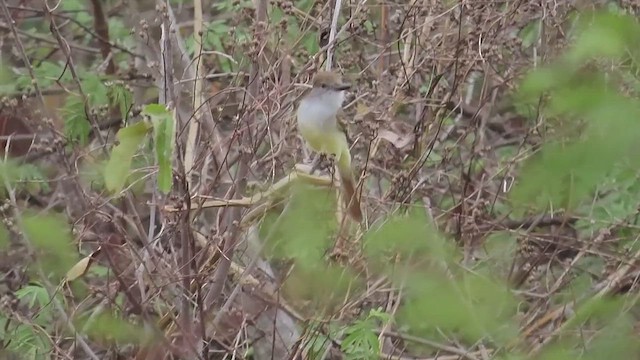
(532, 295, 640, 360)
(302, 309, 389, 359)
(270, 7, 318, 55)
(62, 95, 92, 146)
(0, 283, 63, 358)
(107, 17, 136, 55)
(519, 19, 542, 48)
(302, 321, 332, 359)
(0, 160, 49, 197)
(476, 231, 518, 276)
(186, 20, 247, 73)
(261, 183, 364, 309)
(262, 183, 338, 267)
(22, 212, 78, 282)
(286, 264, 361, 312)
(102, 104, 171, 195)
(104, 121, 152, 194)
(143, 104, 175, 193)
(212, 0, 252, 13)
(0, 60, 17, 94)
(581, 316, 640, 360)
(15, 61, 72, 91)
(511, 12, 640, 214)
(62, 72, 114, 146)
(59, 0, 92, 27)
(74, 311, 148, 345)
(364, 210, 458, 275)
(15, 284, 53, 320)
(340, 308, 390, 359)
(108, 82, 133, 120)
(0, 316, 51, 359)
(397, 267, 517, 345)
(0, 319, 50, 358)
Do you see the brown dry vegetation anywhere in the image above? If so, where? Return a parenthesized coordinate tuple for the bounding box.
(1, 0, 640, 359)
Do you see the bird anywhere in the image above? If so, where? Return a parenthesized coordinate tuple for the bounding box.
(296, 70, 363, 223)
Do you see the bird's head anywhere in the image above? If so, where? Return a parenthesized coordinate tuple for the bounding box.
(311, 71, 351, 92)
(298, 71, 350, 121)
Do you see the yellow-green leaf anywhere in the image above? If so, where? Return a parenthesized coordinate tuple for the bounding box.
(143, 104, 175, 193)
(104, 121, 152, 193)
(65, 247, 100, 282)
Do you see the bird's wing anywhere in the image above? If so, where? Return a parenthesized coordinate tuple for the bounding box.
(336, 111, 353, 144)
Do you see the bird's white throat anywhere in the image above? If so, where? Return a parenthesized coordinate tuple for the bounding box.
(296, 89, 345, 131)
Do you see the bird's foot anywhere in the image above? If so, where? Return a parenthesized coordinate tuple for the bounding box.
(326, 154, 337, 179)
(309, 153, 324, 175)
(310, 153, 338, 176)
(326, 153, 337, 166)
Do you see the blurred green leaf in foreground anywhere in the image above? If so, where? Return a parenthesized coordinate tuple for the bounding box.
(511, 11, 640, 214)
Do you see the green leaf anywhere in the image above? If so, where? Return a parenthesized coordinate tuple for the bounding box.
(16, 61, 71, 90)
(364, 209, 457, 274)
(75, 311, 148, 344)
(398, 270, 518, 345)
(61, 73, 110, 147)
(519, 18, 542, 48)
(60, 0, 92, 27)
(108, 82, 133, 120)
(262, 183, 337, 267)
(566, 12, 640, 66)
(340, 308, 390, 359)
(62, 95, 91, 146)
(582, 316, 640, 360)
(303, 329, 331, 359)
(15, 284, 50, 309)
(142, 104, 174, 193)
(284, 264, 361, 314)
(476, 231, 518, 276)
(104, 121, 152, 193)
(22, 212, 78, 282)
(510, 95, 640, 212)
(80, 72, 109, 107)
(0, 160, 49, 197)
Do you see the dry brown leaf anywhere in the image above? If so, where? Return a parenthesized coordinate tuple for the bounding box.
(377, 129, 415, 149)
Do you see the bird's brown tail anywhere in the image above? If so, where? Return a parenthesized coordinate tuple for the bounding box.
(340, 174, 363, 223)
(335, 141, 362, 222)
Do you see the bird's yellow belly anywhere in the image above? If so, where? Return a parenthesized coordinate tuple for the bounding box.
(299, 125, 344, 157)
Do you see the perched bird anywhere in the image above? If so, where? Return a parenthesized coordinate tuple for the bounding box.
(296, 71, 363, 222)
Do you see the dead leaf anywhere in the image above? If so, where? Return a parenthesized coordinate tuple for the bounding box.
(377, 129, 415, 149)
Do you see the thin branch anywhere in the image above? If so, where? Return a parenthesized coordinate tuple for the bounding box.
(1, 174, 100, 360)
(325, 0, 343, 70)
(43, 1, 107, 147)
(159, 0, 228, 178)
(0, 0, 46, 111)
(89, 0, 115, 74)
(0, 21, 101, 54)
(184, 0, 205, 190)
(204, 0, 267, 311)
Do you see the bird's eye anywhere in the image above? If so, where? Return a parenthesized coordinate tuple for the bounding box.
(320, 84, 326, 88)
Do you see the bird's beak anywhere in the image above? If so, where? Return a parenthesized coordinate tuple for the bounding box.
(334, 83, 351, 91)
